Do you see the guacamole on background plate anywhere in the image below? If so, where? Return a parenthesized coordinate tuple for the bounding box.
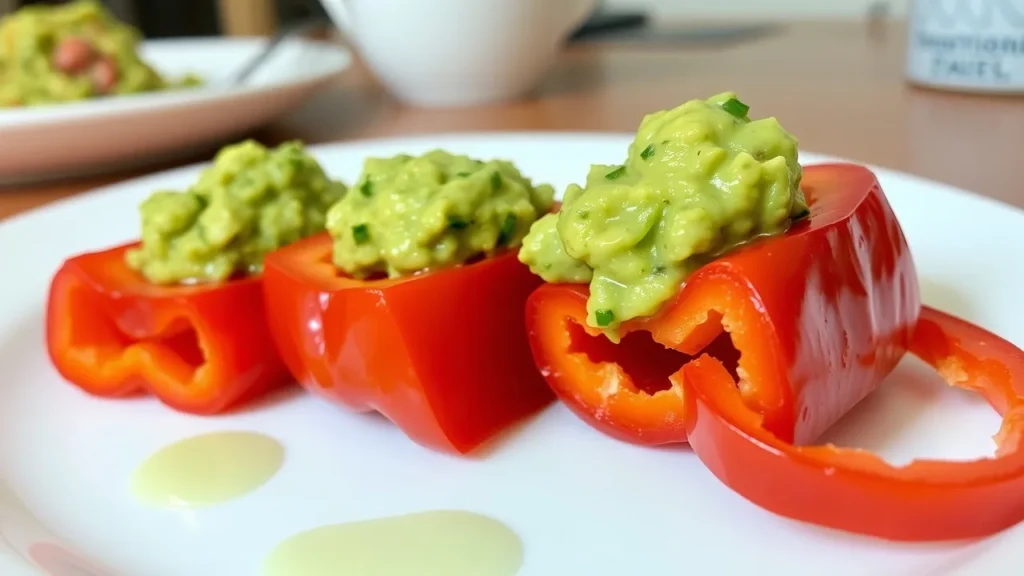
(0, 0, 200, 107)
(126, 140, 346, 285)
(519, 92, 807, 333)
(327, 150, 555, 279)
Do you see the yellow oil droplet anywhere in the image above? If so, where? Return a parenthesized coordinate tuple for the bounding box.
(263, 510, 523, 576)
(131, 431, 284, 508)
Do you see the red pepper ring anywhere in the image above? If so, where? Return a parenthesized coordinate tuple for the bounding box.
(46, 242, 291, 414)
(683, 305, 1024, 541)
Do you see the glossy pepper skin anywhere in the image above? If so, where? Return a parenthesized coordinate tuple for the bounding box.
(262, 232, 554, 454)
(525, 163, 920, 446)
(46, 242, 291, 414)
(684, 306, 1024, 541)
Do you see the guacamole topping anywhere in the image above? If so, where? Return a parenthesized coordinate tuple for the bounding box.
(126, 140, 346, 285)
(327, 150, 555, 279)
(0, 0, 200, 107)
(519, 92, 807, 333)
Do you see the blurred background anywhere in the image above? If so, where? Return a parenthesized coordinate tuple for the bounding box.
(2, 0, 1022, 212)
(0, 0, 905, 38)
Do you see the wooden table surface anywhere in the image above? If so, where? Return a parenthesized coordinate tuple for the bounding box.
(2, 20, 1022, 221)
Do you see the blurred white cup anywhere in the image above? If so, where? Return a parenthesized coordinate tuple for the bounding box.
(320, 0, 596, 107)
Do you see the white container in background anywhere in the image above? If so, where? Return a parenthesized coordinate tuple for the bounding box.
(906, 0, 1024, 93)
(320, 0, 596, 108)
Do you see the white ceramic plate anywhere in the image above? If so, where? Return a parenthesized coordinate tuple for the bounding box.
(0, 37, 351, 185)
(1, 133, 1022, 576)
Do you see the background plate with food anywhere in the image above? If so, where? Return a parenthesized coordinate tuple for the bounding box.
(0, 1, 350, 185)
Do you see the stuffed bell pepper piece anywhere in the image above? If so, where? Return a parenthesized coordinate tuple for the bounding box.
(523, 155, 918, 445)
(47, 140, 346, 414)
(518, 93, 911, 446)
(522, 93, 1024, 541)
(263, 150, 556, 454)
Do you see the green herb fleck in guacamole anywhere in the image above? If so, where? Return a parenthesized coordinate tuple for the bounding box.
(0, 0, 201, 108)
(126, 140, 346, 285)
(519, 92, 807, 333)
(327, 150, 555, 279)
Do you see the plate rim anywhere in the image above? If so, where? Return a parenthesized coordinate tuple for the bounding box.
(0, 36, 352, 130)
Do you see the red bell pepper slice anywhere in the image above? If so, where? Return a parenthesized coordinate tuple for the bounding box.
(683, 306, 1024, 540)
(525, 163, 920, 446)
(46, 242, 291, 414)
(261, 232, 554, 454)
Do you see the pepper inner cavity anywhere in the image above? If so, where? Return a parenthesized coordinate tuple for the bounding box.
(64, 281, 205, 376)
(158, 325, 205, 375)
(567, 321, 741, 396)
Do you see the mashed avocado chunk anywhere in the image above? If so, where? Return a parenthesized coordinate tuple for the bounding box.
(0, 0, 200, 107)
(327, 150, 554, 279)
(126, 140, 346, 285)
(519, 92, 807, 332)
